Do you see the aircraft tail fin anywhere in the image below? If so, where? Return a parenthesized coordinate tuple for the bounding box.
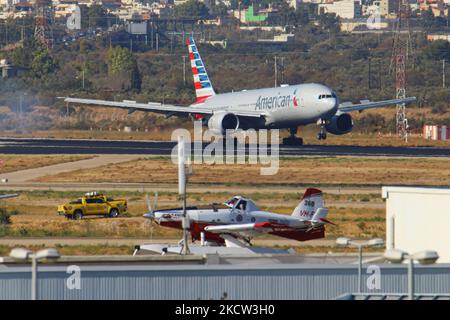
(187, 36, 216, 103)
(291, 188, 325, 220)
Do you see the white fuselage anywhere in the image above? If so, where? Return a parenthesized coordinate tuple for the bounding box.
(195, 83, 339, 129)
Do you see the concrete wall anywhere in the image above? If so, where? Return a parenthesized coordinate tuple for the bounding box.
(383, 186, 450, 263)
(1, 263, 450, 300)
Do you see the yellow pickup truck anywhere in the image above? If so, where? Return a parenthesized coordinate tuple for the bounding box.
(58, 192, 127, 220)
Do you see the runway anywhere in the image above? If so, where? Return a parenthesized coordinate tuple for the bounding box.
(1, 137, 450, 157)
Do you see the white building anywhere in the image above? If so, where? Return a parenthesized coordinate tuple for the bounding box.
(288, 0, 301, 10)
(383, 186, 450, 263)
(373, 0, 398, 17)
(318, 0, 362, 19)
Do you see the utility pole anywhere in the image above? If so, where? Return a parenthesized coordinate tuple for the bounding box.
(274, 56, 278, 87)
(443, 59, 446, 88)
(280, 57, 285, 85)
(178, 136, 190, 255)
(182, 55, 187, 86)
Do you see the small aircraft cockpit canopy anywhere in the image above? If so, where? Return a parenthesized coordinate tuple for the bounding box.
(224, 196, 259, 212)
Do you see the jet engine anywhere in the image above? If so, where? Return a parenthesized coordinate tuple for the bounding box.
(325, 113, 353, 135)
(207, 112, 240, 135)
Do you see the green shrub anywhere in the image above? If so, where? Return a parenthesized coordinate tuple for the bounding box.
(0, 208, 12, 225)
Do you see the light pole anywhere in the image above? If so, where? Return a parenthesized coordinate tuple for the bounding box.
(9, 247, 60, 300)
(336, 237, 384, 293)
(178, 136, 190, 255)
(384, 249, 439, 300)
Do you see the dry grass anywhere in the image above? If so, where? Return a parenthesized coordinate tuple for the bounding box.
(0, 155, 93, 174)
(35, 156, 450, 186)
(1, 189, 385, 239)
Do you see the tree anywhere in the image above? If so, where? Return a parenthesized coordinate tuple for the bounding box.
(421, 40, 450, 61)
(31, 45, 57, 78)
(419, 9, 447, 30)
(81, 4, 112, 29)
(211, 2, 229, 17)
(174, 0, 210, 19)
(318, 12, 340, 33)
(11, 38, 37, 68)
(107, 46, 141, 91)
(130, 61, 142, 91)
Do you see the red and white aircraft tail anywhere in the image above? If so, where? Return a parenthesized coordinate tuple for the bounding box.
(291, 188, 334, 225)
(187, 36, 216, 103)
(291, 188, 324, 219)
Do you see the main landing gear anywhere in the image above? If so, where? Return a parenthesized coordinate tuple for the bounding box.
(282, 127, 303, 146)
(317, 120, 327, 140)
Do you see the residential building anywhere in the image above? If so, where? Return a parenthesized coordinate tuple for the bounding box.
(318, 0, 363, 19)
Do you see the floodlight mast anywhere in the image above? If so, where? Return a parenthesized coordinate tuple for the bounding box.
(9, 248, 60, 300)
(336, 237, 384, 294)
(178, 136, 190, 255)
(384, 249, 439, 300)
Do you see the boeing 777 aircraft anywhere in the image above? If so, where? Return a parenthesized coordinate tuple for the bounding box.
(64, 37, 416, 145)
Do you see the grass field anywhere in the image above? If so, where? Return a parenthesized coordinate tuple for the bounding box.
(0, 189, 384, 240)
(0, 155, 94, 174)
(34, 156, 450, 186)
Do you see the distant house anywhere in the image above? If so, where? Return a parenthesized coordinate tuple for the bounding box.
(318, 0, 363, 19)
(0, 59, 28, 79)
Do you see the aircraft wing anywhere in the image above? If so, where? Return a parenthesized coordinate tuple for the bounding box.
(0, 193, 19, 200)
(63, 97, 262, 118)
(338, 97, 416, 113)
(205, 222, 292, 235)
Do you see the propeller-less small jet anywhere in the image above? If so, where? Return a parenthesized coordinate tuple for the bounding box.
(144, 188, 333, 247)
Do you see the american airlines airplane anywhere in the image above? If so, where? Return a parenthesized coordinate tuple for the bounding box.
(64, 37, 416, 145)
(144, 188, 332, 247)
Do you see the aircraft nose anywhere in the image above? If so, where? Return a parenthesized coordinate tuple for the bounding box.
(330, 98, 338, 111)
(143, 212, 154, 219)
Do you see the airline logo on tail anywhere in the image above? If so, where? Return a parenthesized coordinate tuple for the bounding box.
(187, 37, 216, 103)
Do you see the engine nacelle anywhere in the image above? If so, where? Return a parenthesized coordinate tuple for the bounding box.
(325, 113, 354, 135)
(207, 112, 239, 135)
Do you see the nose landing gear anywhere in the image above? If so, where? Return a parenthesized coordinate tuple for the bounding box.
(282, 127, 303, 146)
(317, 120, 327, 140)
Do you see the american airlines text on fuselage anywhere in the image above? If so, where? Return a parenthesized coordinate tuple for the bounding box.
(255, 93, 294, 111)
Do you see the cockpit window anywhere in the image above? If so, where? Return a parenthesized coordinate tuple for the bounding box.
(236, 200, 247, 211)
(224, 197, 239, 208)
(319, 94, 335, 99)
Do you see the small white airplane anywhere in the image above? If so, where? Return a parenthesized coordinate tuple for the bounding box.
(64, 36, 415, 145)
(144, 188, 333, 247)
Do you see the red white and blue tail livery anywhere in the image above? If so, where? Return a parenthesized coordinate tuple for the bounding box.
(187, 36, 215, 103)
